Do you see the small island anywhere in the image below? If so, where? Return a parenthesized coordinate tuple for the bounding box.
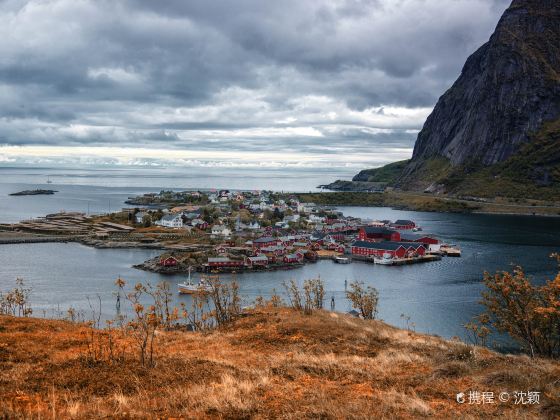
(9, 189, 58, 196)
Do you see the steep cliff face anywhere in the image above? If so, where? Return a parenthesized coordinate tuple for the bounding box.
(402, 0, 560, 185)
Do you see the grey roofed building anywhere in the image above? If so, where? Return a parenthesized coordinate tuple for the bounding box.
(253, 236, 277, 243)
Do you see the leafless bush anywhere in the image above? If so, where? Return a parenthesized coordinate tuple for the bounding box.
(206, 277, 241, 327)
(284, 278, 325, 314)
(303, 278, 324, 314)
(82, 294, 126, 366)
(181, 294, 213, 331)
(346, 281, 379, 320)
(283, 279, 303, 311)
(122, 282, 163, 367)
(254, 289, 283, 309)
(270, 289, 283, 307)
(0, 278, 32, 317)
(66, 306, 85, 323)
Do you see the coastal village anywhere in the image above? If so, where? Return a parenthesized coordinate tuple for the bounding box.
(1, 189, 460, 276)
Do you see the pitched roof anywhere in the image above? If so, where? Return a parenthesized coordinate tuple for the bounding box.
(362, 226, 398, 235)
(253, 236, 277, 243)
(351, 241, 406, 251)
(399, 233, 436, 242)
(393, 219, 415, 225)
(208, 257, 230, 263)
(248, 255, 268, 262)
(161, 214, 181, 221)
(392, 242, 426, 249)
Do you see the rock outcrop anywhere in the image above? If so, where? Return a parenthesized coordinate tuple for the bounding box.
(401, 0, 560, 184)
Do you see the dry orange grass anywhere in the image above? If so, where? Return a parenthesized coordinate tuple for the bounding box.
(1, 307, 559, 419)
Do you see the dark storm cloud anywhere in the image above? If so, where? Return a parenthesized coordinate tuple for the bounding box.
(0, 0, 511, 161)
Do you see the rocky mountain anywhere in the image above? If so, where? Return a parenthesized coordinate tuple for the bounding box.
(326, 0, 560, 200)
(398, 0, 560, 195)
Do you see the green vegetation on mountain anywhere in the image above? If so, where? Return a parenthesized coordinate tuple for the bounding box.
(352, 160, 410, 183)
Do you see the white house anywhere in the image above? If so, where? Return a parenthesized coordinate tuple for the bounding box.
(135, 211, 148, 224)
(308, 214, 325, 223)
(297, 202, 316, 213)
(156, 214, 183, 228)
(211, 225, 232, 237)
(283, 214, 300, 223)
(248, 221, 261, 230)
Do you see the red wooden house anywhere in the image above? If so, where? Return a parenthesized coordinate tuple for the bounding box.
(283, 253, 303, 264)
(389, 220, 416, 230)
(351, 241, 426, 258)
(245, 255, 269, 267)
(206, 257, 244, 268)
(159, 256, 178, 267)
(399, 232, 439, 245)
(358, 227, 401, 242)
(252, 236, 279, 249)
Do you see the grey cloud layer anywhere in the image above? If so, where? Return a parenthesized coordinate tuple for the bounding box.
(0, 0, 510, 160)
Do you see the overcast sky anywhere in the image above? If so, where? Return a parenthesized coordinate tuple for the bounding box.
(0, 0, 510, 169)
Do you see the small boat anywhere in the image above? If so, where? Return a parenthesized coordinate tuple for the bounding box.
(374, 253, 394, 265)
(333, 256, 351, 264)
(46, 176, 53, 184)
(412, 226, 422, 232)
(178, 281, 211, 294)
(178, 267, 212, 294)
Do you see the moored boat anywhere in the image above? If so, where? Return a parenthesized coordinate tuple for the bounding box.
(178, 267, 213, 294)
(373, 253, 394, 265)
(333, 256, 351, 264)
(178, 281, 211, 294)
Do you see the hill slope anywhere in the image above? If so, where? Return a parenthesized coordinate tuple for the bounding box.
(1, 308, 559, 418)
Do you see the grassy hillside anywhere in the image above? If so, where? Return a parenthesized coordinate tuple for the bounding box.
(1, 308, 559, 418)
(348, 118, 560, 202)
(297, 191, 481, 213)
(445, 118, 560, 200)
(352, 159, 410, 183)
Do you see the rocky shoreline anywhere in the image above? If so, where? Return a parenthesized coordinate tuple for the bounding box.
(133, 254, 308, 275)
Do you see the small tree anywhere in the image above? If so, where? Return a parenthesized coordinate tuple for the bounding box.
(283, 278, 325, 314)
(476, 256, 560, 358)
(346, 281, 379, 320)
(206, 277, 241, 327)
(283, 279, 303, 311)
(124, 282, 163, 367)
(303, 278, 325, 314)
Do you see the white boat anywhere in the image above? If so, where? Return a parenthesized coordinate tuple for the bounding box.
(178, 281, 211, 294)
(374, 253, 394, 265)
(178, 267, 212, 294)
(333, 256, 351, 264)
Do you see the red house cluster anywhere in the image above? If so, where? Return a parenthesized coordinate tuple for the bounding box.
(351, 241, 426, 258)
(389, 219, 416, 230)
(352, 220, 439, 260)
(357, 227, 439, 245)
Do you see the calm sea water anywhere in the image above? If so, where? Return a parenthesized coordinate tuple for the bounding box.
(1, 203, 559, 343)
(0, 166, 354, 223)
